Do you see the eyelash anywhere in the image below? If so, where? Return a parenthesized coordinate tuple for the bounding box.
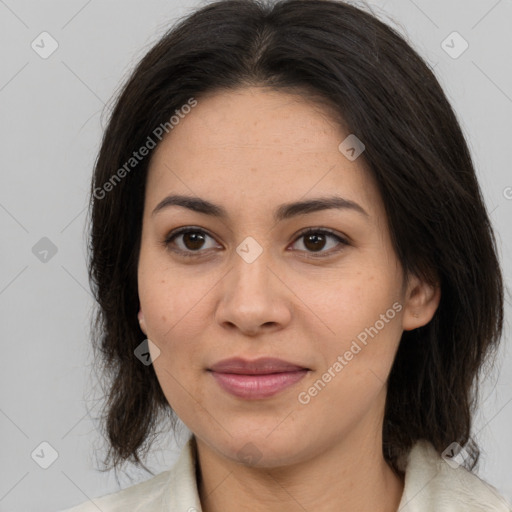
(162, 226, 350, 259)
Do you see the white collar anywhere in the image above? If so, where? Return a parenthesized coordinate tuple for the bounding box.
(397, 439, 510, 511)
(66, 435, 511, 511)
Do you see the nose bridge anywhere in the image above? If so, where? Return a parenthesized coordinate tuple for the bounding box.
(215, 236, 291, 333)
(230, 236, 273, 297)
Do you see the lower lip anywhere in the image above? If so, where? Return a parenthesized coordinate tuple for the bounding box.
(209, 370, 308, 399)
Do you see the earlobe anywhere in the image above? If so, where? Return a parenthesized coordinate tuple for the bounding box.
(402, 275, 441, 331)
(138, 309, 147, 334)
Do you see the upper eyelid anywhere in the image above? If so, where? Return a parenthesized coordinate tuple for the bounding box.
(165, 226, 218, 244)
(165, 226, 348, 251)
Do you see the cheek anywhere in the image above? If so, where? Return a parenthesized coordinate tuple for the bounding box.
(142, 288, 207, 355)
(138, 258, 213, 341)
(141, 279, 210, 414)
(137, 275, 217, 405)
(310, 268, 400, 331)
(311, 273, 403, 376)
(300, 307, 402, 426)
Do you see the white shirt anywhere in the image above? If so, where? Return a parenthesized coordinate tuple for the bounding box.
(62, 435, 511, 511)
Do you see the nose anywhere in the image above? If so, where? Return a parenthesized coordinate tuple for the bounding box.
(214, 247, 292, 336)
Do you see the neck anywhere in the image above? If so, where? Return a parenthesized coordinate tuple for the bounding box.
(195, 432, 404, 512)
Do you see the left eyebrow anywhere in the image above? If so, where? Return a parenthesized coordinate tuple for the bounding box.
(151, 194, 369, 221)
(275, 196, 369, 220)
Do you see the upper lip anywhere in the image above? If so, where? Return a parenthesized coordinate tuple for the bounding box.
(209, 357, 309, 375)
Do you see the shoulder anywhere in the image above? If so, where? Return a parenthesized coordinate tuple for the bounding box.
(60, 436, 201, 512)
(60, 470, 172, 512)
(399, 440, 511, 511)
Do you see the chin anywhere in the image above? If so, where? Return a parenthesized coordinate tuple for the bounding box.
(205, 426, 313, 469)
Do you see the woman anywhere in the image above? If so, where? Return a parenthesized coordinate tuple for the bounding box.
(63, 0, 511, 510)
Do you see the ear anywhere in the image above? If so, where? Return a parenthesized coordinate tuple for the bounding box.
(402, 273, 441, 331)
(138, 308, 147, 335)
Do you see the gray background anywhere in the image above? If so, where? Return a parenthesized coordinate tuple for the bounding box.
(0, 1, 511, 510)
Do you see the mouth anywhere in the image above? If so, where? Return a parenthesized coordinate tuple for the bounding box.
(208, 357, 310, 400)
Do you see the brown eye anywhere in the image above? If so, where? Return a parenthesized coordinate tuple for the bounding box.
(303, 232, 327, 252)
(291, 228, 349, 257)
(164, 227, 219, 257)
(181, 231, 207, 250)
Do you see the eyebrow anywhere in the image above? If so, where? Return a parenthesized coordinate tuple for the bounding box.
(151, 194, 369, 221)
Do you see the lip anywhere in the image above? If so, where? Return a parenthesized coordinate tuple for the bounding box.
(208, 357, 310, 399)
(209, 357, 309, 374)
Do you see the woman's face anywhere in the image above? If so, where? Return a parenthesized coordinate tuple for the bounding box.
(137, 86, 438, 467)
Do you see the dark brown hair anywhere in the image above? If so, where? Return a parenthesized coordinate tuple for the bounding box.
(86, 0, 504, 476)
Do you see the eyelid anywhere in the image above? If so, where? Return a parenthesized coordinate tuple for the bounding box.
(293, 227, 350, 245)
(163, 226, 220, 257)
(290, 227, 350, 258)
(163, 226, 350, 258)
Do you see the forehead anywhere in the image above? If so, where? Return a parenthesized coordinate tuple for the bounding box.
(157, 86, 346, 154)
(145, 86, 381, 221)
